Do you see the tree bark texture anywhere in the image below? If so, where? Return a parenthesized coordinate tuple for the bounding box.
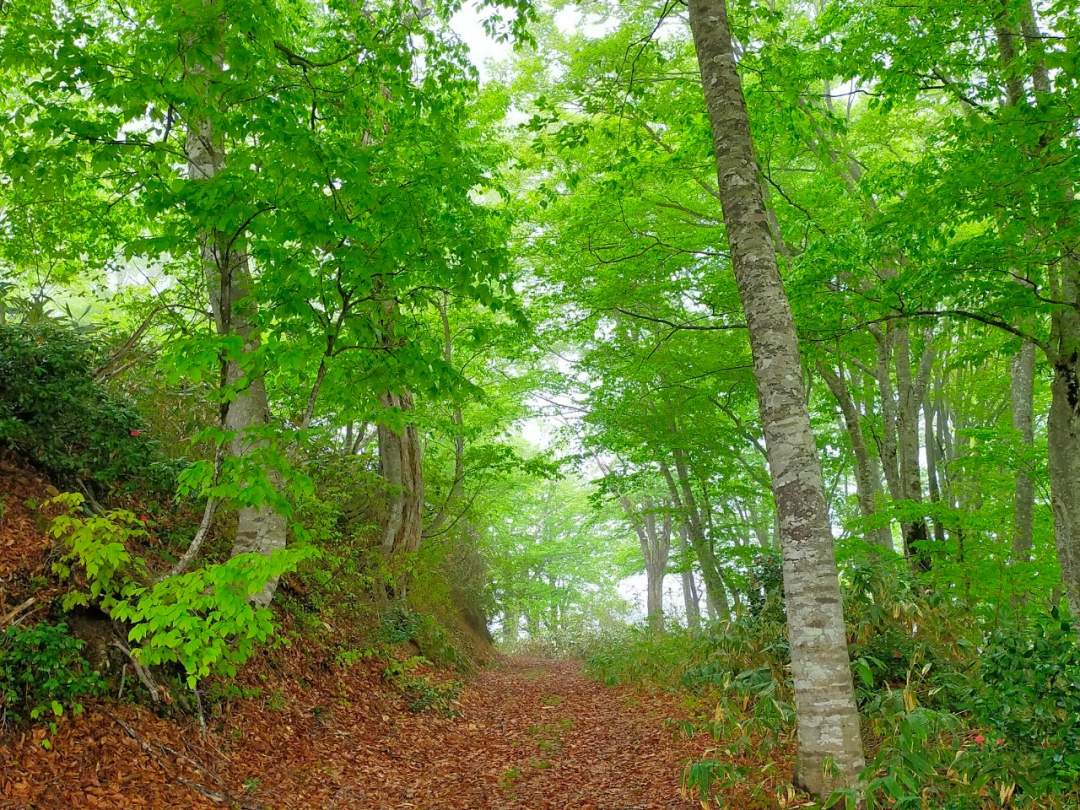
(186, 114, 286, 607)
(378, 389, 424, 555)
(687, 0, 864, 794)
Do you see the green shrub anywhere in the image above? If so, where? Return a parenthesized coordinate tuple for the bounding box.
(48, 493, 309, 689)
(113, 550, 309, 688)
(974, 612, 1080, 794)
(378, 605, 422, 644)
(47, 492, 146, 611)
(0, 323, 180, 494)
(0, 622, 104, 730)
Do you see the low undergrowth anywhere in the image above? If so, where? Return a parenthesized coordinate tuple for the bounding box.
(0, 621, 104, 737)
(382, 655, 463, 715)
(584, 560, 1080, 809)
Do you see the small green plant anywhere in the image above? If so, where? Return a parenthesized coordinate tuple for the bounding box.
(682, 759, 745, 807)
(0, 622, 104, 734)
(47, 492, 146, 611)
(265, 688, 287, 712)
(528, 717, 572, 755)
(112, 549, 309, 688)
(378, 606, 421, 644)
(47, 493, 309, 689)
(382, 656, 462, 715)
(333, 646, 376, 669)
(498, 765, 523, 792)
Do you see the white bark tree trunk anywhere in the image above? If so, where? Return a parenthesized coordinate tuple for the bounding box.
(687, 0, 864, 794)
(186, 115, 286, 606)
(818, 359, 892, 549)
(677, 525, 703, 635)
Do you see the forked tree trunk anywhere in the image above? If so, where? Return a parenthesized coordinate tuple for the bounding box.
(818, 360, 892, 549)
(677, 525, 703, 634)
(622, 496, 671, 634)
(661, 459, 731, 621)
(375, 292, 424, 559)
(686, 0, 864, 794)
(378, 389, 424, 555)
(186, 114, 286, 607)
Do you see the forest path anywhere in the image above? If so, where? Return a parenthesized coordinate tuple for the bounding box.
(368, 657, 705, 809)
(1, 654, 711, 809)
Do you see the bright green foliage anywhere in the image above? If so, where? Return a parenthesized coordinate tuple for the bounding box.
(976, 614, 1080, 793)
(112, 550, 308, 689)
(47, 492, 308, 688)
(2, 0, 1079, 803)
(0, 622, 104, 728)
(47, 493, 146, 611)
(485, 474, 634, 649)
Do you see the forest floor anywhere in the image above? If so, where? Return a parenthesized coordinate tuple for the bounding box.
(387, 656, 709, 810)
(1, 462, 721, 809)
(1, 655, 713, 809)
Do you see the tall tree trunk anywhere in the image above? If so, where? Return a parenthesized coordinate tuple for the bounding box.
(646, 565, 665, 633)
(502, 607, 520, 644)
(1015, 0, 1080, 616)
(1048, 351, 1080, 617)
(687, 0, 864, 794)
(376, 296, 424, 558)
(378, 390, 424, 555)
(677, 524, 702, 634)
(1012, 341, 1037, 561)
(871, 327, 903, 504)
(924, 397, 947, 544)
(625, 497, 671, 634)
(895, 326, 934, 569)
(661, 461, 730, 620)
(186, 113, 285, 607)
(818, 359, 892, 549)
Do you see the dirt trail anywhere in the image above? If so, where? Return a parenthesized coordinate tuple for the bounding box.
(2, 655, 709, 809)
(358, 660, 699, 810)
(371, 657, 705, 810)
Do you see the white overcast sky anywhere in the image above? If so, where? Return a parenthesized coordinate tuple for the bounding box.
(450, 3, 607, 82)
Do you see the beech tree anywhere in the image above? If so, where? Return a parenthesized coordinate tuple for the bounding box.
(685, 0, 865, 793)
